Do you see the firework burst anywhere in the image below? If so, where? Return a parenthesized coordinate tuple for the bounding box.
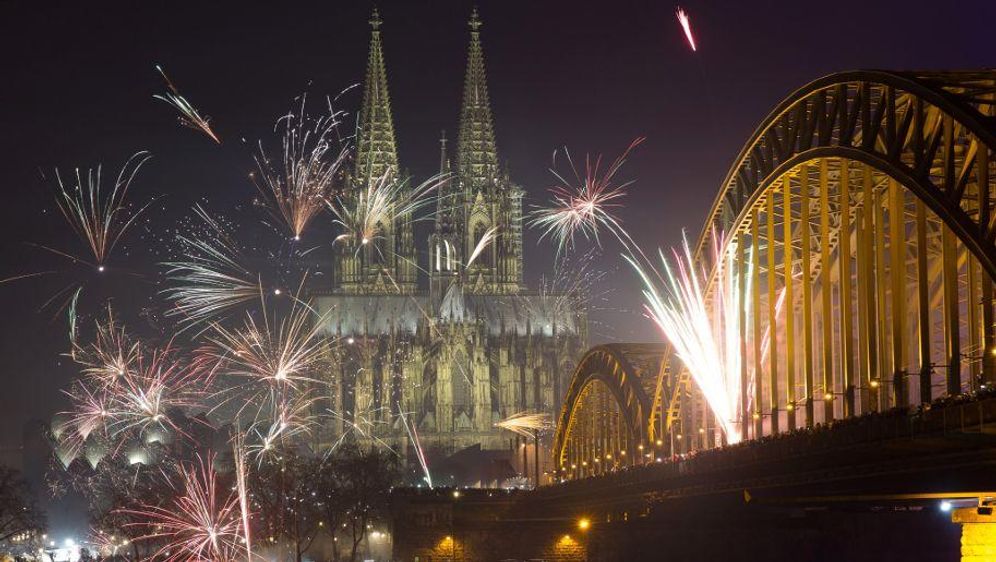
(530, 138, 644, 256)
(328, 172, 440, 255)
(155, 65, 221, 144)
(125, 454, 243, 562)
(628, 230, 750, 443)
(324, 406, 397, 454)
(110, 342, 207, 439)
(52, 151, 153, 271)
(253, 96, 348, 240)
(73, 309, 140, 388)
(163, 206, 262, 327)
(246, 392, 319, 462)
(203, 297, 327, 393)
(523, 250, 606, 336)
(64, 382, 115, 444)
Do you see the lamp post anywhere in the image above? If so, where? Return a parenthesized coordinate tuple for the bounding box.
(533, 428, 540, 487)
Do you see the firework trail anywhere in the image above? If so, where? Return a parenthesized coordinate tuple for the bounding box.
(246, 391, 319, 462)
(328, 172, 441, 257)
(495, 412, 554, 438)
(68, 287, 82, 352)
(465, 226, 497, 268)
(253, 95, 349, 240)
(676, 7, 697, 52)
(124, 454, 243, 562)
(628, 230, 750, 443)
(155, 65, 221, 144)
(530, 138, 648, 260)
(324, 406, 397, 454)
(163, 206, 262, 327)
(52, 151, 153, 271)
(232, 434, 253, 561)
(522, 250, 607, 338)
(398, 407, 432, 488)
(752, 285, 788, 417)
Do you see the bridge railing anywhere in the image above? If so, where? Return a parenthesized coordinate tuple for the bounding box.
(545, 390, 996, 495)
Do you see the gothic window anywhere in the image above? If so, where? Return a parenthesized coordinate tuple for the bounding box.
(471, 222, 492, 268)
(371, 222, 387, 265)
(451, 349, 472, 415)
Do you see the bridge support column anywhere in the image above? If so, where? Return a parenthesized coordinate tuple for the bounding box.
(952, 506, 996, 562)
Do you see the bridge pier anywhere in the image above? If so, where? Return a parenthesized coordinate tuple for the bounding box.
(952, 506, 996, 562)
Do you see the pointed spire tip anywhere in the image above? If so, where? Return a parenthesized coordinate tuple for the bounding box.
(370, 6, 382, 30)
(469, 6, 482, 31)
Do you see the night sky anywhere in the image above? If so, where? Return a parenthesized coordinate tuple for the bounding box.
(0, 0, 992, 531)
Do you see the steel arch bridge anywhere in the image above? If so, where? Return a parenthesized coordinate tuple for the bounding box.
(553, 70, 996, 478)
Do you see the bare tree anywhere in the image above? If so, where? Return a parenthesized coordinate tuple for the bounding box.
(250, 448, 322, 562)
(337, 444, 398, 562)
(0, 465, 46, 550)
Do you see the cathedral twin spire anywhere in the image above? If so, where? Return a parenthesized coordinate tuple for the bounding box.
(338, 6, 520, 295)
(354, 7, 399, 187)
(456, 7, 501, 195)
(356, 6, 499, 192)
(335, 8, 412, 294)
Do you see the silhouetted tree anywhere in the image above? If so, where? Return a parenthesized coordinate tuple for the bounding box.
(0, 465, 46, 552)
(250, 448, 321, 562)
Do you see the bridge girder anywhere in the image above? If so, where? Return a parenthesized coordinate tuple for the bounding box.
(554, 70, 996, 477)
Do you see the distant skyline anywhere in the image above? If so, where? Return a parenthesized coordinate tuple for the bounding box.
(0, 0, 992, 491)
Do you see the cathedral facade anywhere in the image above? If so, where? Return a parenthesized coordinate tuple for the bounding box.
(314, 9, 587, 463)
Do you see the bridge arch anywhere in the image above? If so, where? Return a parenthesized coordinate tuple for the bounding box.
(699, 70, 996, 277)
(552, 344, 662, 476)
(556, 71, 996, 477)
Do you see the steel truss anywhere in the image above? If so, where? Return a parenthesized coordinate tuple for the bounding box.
(553, 71, 996, 479)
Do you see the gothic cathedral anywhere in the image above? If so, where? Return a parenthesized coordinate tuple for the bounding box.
(314, 8, 587, 477)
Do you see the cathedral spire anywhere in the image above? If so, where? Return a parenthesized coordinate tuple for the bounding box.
(354, 7, 399, 187)
(456, 6, 499, 194)
(439, 130, 450, 174)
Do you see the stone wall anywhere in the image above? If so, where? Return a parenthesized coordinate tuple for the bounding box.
(389, 487, 964, 562)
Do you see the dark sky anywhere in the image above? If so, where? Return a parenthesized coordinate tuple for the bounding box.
(0, 0, 992, 520)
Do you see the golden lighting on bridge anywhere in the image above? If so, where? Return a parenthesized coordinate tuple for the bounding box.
(553, 71, 996, 481)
